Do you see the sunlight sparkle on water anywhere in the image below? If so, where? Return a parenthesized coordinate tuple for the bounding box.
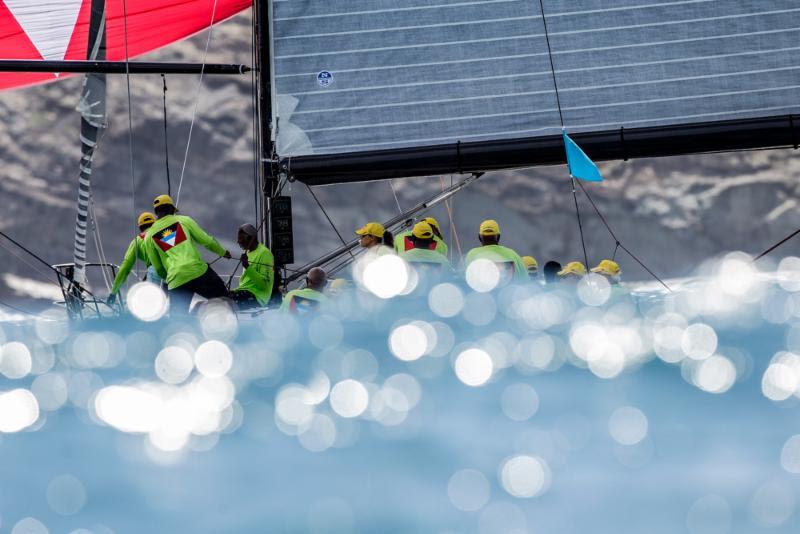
(686, 494, 731, 534)
(389, 323, 428, 361)
(465, 259, 500, 293)
(0, 341, 31, 379)
(31, 373, 68, 411)
(780, 434, 800, 474)
(761, 353, 800, 401)
(608, 406, 648, 445)
(362, 255, 409, 299)
(155, 346, 194, 384)
(329, 379, 369, 418)
(501, 383, 539, 421)
(577, 274, 611, 307)
(46, 474, 86, 516)
(194, 340, 233, 378)
(11, 517, 48, 534)
(0, 389, 39, 432)
(749, 478, 795, 527)
(447, 469, 490, 512)
(693, 355, 736, 394)
(681, 323, 718, 360)
(126, 282, 169, 322)
(428, 283, 465, 317)
(454, 348, 493, 387)
(777, 257, 800, 292)
(499, 455, 551, 498)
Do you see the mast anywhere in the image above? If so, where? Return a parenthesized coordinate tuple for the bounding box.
(254, 0, 293, 283)
(72, 0, 107, 285)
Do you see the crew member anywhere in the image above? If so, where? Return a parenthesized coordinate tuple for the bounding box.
(281, 267, 328, 315)
(356, 222, 395, 256)
(543, 261, 562, 284)
(395, 216, 448, 256)
(144, 194, 231, 313)
(557, 261, 587, 283)
(108, 212, 160, 303)
(403, 221, 451, 269)
(522, 256, 539, 281)
(229, 223, 274, 309)
(591, 259, 629, 297)
(464, 220, 527, 283)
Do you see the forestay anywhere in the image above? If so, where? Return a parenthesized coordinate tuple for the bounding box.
(272, 0, 800, 157)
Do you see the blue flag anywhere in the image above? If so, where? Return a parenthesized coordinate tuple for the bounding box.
(563, 132, 603, 182)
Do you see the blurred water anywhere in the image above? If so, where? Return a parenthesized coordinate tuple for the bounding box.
(1, 253, 800, 533)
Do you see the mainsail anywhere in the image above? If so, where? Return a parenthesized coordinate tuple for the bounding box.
(268, 0, 800, 183)
(0, 0, 250, 90)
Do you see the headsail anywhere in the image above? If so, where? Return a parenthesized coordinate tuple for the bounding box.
(269, 0, 800, 183)
(0, 0, 250, 91)
(72, 0, 106, 286)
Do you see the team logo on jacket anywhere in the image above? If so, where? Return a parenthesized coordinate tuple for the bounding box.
(154, 223, 187, 252)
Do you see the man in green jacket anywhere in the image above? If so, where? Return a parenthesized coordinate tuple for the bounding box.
(229, 223, 274, 308)
(281, 267, 328, 315)
(144, 194, 231, 313)
(465, 219, 528, 283)
(403, 221, 452, 269)
(108, 211, 161, 304)
(394, 216, 448, 256)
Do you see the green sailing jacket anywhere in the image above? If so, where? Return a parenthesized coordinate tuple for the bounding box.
(144, 214, 226, 290)
(465, 244, 528, 283)
(404, 247, 452, 267)
(111, 233, 150, 295)
(280, 288, 327, 314)
(236, 243, 274, 306)
(394, 230, 448, 256)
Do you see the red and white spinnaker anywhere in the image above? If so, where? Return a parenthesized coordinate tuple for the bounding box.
(0, 0, 250, 90)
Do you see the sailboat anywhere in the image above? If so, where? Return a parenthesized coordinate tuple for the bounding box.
(0, 0, 798, 316)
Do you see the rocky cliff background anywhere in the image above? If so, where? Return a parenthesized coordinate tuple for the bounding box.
(1, 12, 798, 304)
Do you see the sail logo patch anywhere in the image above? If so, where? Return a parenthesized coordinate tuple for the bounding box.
(317, 71, 333, 87)
(154, 222, 187, 252)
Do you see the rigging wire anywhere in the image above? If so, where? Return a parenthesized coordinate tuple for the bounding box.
(161, 74, 172, 196)
(0, 230, 106, 302)
(305, 184, 356, 259)
(389, 180, 403, 214)
(440, 175, 464, 265)
(754, 227, 800, 261)
(176, 0, 221, 206)
(574, 180, 672, 292)
(538, 0, 589, 269)
(0, 240, 59, 287)
(120, 0, 137, 239)
(250, 12, 260, 224)
(88, 199, 114, 292)
(0, 298, 38, 318)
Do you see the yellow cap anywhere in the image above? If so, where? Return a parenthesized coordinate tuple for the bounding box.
(522, 256, 538, 273)
(137, 212, 155, 227)
(328, 278, 349, 293)
(153, 194, 175, 209)
(591, 259, 621, 277)
(558, 261, 587, 277)
(355, 222, 385, 238)
(412, 221, 434, 239)
(423, 217, 441, 233)
(479, 219, 500, 236)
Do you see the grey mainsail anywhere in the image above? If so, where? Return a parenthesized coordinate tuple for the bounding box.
(270, 0, 800, 181)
